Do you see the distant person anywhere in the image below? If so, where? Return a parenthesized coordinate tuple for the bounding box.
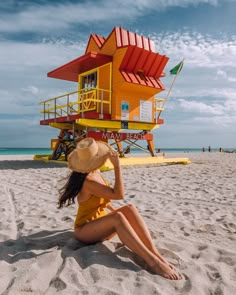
(156, 148, 161, 153)
(208, 146, 211, 152)
(202, 147, 205, 152)
(58, 138, 182, 280)
(219, 147, 224, 152)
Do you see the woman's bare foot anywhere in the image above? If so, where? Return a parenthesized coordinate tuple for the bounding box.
(154, 251, 176, 270)
(149, 259, 182, 280)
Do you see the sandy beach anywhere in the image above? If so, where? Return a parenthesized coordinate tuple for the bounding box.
(0, 152, 235, 295)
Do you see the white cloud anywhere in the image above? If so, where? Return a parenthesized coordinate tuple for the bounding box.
(192, 114, 236, 130)
(196, 88, 236, 99)
(177, 98, 236, 115)
(0, 0, 229, 34)
(152, 31, 236, 68)
(22, 86, 39, 95)
(178, 99, 224, 115)
(216, 69, 236, 82)
(0, 39, 85, 67)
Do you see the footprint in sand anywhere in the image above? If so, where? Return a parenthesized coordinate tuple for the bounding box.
(205, 264, 222, 281)
(191, 253, 200, 260)
(198, 245, 208, 251)
(49, 277, 66, 291)
(213, 285, 224, 295)
(221, 222, 236, 233)
(182, 211, 190, 216)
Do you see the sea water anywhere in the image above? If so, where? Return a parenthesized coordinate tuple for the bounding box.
(0, 147, 224, 156)
(0, 148, 52, 155)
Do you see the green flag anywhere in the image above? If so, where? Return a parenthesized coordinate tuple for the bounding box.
(170, 60, 184, 75)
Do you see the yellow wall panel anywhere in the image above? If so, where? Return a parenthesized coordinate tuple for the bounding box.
(112, 48, 127, 86)
(97, 64, 111, 114)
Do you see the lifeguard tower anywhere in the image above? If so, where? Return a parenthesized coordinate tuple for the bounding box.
(39, 27, 169, 160)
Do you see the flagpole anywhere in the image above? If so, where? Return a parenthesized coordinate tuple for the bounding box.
(157, 58, 184, 119)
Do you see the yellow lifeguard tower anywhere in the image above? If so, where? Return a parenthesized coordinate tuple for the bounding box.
(39, 27, 170, 160)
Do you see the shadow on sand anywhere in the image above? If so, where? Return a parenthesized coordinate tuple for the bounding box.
(0, 160, 67, 170)
(0, 229, 141, 272)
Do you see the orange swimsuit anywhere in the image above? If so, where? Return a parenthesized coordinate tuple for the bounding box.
(74, 195, 110, 229)
(74, 177, 110, 229)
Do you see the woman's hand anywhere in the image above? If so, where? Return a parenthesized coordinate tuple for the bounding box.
(107, 148, 120, 168)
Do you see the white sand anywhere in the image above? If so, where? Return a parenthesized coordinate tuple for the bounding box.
(0, 152, 235, 295)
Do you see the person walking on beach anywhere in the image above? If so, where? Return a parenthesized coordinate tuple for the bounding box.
(58, 138, 182, 280)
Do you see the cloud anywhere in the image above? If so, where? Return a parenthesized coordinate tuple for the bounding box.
(193, 114, 236, 126)
(0, 0, 229, 34)
(151, 31, 236, 68)
(0, 39, 85, 68)
(177, 98, 236, 116)
(22, 86, 39, 95)
(0, 38, 85, 105)
(216, 69, 236, 82)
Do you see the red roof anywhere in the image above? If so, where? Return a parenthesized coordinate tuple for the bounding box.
(114, 27, 155, 51)
(119, 46, 168, 88)
(47, 51, 112, 82)
(47, 27, 168, 85)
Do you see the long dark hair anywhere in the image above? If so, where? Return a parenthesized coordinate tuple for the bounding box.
(58, 171, 88, 208)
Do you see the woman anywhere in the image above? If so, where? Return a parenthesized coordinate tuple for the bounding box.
(58, 137, 182, 280)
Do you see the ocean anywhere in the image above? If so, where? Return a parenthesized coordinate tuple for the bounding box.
(0, 148, 52, 155)
(0, 147, 228, 155)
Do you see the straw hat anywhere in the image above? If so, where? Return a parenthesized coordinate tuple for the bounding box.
(68, 137, 110, 173)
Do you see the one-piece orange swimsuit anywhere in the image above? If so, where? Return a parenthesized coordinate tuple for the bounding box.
(74, 177, 110, 229)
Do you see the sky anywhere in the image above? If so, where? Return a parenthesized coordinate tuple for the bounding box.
(0, 0, 236, 149)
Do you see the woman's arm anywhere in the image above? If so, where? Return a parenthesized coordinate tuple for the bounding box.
(110, 150, 124, 200)
(84, 149, 124, 200)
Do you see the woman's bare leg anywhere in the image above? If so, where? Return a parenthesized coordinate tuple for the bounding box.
(113, 205, 175, 269)
(74, 212, 181, 280)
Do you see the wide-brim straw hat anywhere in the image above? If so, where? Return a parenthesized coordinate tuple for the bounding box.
(68, 137, 110, 173)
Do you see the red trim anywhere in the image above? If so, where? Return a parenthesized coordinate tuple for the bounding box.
(133, 50, 151, 73)
(40, 115, 164, 126)
(143, 52, 158, 75)
(119, 46, 135, 70)
(120, 46, 169, 83)
(93, 34, 105, 47)
(135, 34, 143, 48)
(120, 71, 131, 83)
(121, 28, 129, 46)
(125, 47, 142, 71)
(153, 55, 169, 78)
(128, 31, 136, 45)
(144, 76, 154, 88)
(149, 77, 160, 88)
(114, 27, 155, 51)
(40, 112, 111, 125)
(120, 71, 165, 89)
(85, 34, 105, 53)
(47, 51, 112, 82)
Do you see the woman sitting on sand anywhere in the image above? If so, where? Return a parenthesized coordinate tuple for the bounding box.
(58, 138, 182, 280)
